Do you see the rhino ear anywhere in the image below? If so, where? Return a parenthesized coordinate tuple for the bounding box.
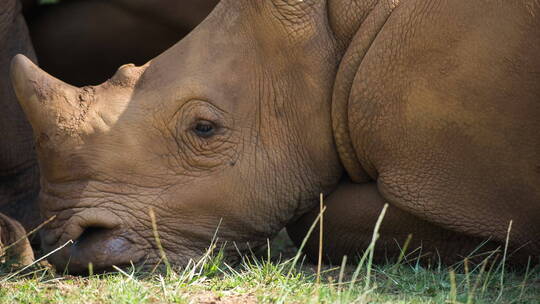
(0, 213, 34, 266)
(10, 54, 90, 139)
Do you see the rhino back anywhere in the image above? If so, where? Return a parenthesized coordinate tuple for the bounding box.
(343, 0, 540, 255)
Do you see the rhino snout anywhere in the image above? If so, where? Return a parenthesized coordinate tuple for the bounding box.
(42, 209, 145, 274)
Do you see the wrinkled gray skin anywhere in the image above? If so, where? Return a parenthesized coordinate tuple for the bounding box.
(0, 0, 218, 259)
(8, 0, 540, 273)
(0, 0, 40, 240)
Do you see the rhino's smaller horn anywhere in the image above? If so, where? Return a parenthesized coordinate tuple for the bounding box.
(10, 54, 92, 139)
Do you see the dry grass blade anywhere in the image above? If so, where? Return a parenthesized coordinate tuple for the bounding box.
(468, 256, 489, 304)
(346, 203, 388, 299)
(364, 203, 388, 290)
(149, 208, 171, 273)
(1, 239, 73, 283)
(448, 268, 458, 304)
(497, 220, 513, 301)
(286, 206, 327, 277)
(518, 256, 532, 301)
(396, 233, 413, 265)
(316, 193, 324, 285)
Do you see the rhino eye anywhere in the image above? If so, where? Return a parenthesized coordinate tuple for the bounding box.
(193, 120, 216, 138)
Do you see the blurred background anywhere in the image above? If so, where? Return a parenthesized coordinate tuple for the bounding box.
(21, 0, 219, 86)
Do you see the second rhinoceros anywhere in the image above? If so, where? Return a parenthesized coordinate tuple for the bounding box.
(10, 0, 540, 272)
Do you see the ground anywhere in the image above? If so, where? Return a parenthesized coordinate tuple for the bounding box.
(1, 230, 539, 303)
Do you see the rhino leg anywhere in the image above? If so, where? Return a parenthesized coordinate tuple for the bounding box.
(287, 181, 499, 265)
(0, 212, 34, 266)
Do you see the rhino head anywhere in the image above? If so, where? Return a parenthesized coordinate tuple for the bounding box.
(10, 0, 376, 273)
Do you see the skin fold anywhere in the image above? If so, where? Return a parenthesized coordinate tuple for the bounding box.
(5, 0, 540, 272)
(308, 0, 540, 264)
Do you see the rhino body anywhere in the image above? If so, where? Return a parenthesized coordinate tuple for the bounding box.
(2, 0, 540, 272)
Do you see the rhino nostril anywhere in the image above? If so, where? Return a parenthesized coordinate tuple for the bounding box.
(51, 209, 122, 246)
(43, 211, 138, 274)
(75, 226, 112, 245)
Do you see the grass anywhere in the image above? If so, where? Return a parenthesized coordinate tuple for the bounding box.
(1, 207, 539, 303)
(0, 233, 539, 303)
(1, 233, 539, 303)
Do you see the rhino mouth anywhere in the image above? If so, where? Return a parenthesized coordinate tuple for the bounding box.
(41, 210, 147, 274)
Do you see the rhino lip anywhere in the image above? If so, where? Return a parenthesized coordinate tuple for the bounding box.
(41, 210, 145, 274)
(42, 208, 122, 246)
(44, 227, 146, 274)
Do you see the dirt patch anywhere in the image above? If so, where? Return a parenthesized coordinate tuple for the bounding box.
(187, 292, 256, 304)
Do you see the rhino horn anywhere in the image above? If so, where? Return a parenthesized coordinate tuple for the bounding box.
(10, 54, 93, 139)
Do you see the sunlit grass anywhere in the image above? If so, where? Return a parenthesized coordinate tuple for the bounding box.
(1, 225, 539, 303)
(1, 238, 539, 303)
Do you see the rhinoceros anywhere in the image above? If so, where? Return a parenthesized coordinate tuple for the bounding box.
(0, 0, 217, 265)
(5, 0, 540, 272)
(0, 0, 39, 262)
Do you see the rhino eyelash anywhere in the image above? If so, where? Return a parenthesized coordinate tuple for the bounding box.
(191, 120, 219, 138)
